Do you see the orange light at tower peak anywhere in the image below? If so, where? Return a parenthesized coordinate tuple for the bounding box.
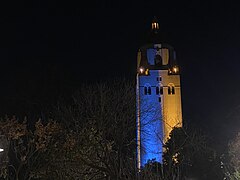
(152, 22, 159, 30)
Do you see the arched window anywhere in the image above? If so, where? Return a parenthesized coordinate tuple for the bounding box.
(160, 86, 163, 95)
(155, 54, 162, 66)
(148, 87, 151, 95)
(144, 87, 148, 95)
(144, 84, 151, 95)
(172, 86, 175, 94)
(156, 85, 163, 95)
(168, 86, 171, 94)
(156, 77, 162, 81)
(168, 83, 175, 95)
(156, 86, 159, 95)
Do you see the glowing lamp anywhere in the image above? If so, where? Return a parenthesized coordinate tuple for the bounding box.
(173, 66, 179, 73)
(172, 152, 180, 164)
(139, 67, 145, 74)
(151, 22, 159, 30)
(0, 148, 4, 152)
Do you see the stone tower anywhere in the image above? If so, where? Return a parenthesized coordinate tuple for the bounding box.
(136, 18, 182, 169)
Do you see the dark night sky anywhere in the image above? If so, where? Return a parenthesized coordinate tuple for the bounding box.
(1, 1, 240, 151)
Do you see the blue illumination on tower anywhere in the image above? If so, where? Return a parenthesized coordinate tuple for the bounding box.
(136, 18, 182, 169)
(139, 70, 163, 165)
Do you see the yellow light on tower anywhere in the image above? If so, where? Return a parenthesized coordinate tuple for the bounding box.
(173, 67, 177, 73)
(173, 66, 179, 73)
(145, 69, 149, 75)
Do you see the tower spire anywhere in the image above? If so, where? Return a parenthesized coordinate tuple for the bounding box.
(151, 16, 159, 34)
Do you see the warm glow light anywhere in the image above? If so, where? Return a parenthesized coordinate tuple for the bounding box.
(173, 66, 178, 73)
(153, 23, 157, 28)
(145, 69, 149, 75)
(0, 148, 4, 152)
(139, 67, 144, 74)
(152, 22, 159, 30)
(172, 152, 180, 164)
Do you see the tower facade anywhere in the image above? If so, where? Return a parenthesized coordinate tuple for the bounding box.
(136, 19, 182, 168)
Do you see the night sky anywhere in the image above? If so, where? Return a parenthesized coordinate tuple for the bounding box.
(1, 1, 240, 152)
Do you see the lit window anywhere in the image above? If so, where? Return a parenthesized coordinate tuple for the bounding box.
(152, 22, 159, 30)
(154, 23, 157, 28)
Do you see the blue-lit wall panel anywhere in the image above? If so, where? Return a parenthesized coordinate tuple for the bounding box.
(147, 49, 156, 65)
(138, 70, 163, 166)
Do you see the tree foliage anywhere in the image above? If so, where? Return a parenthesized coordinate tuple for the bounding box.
(53, 80, 137, 179)
(139, 127, 222, 180)
(224, 132, 240, 180)
(0, 116, 65, 179)
(0, 80, 137, 179)
(0, 80, 224, 179)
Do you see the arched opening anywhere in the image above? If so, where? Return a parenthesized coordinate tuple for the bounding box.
(172, 86, 175, 94)
(156, 86, 159, 95)
(168, 83, 175, 95)
(144, 87, 148, 95)
(148, 87, 151, 95)
(168, 86, 171, 95)
(160, 86, 163, 95)
(144, 84, 152, 95)
(156, 85, 163, 95)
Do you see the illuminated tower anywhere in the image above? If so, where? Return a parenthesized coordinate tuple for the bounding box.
(136, 18, 182, 169)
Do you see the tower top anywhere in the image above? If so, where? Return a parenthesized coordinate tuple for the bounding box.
(137, 18, 179, 73)
(144, 17, 161, 44)
(151, 17, 159, 34)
